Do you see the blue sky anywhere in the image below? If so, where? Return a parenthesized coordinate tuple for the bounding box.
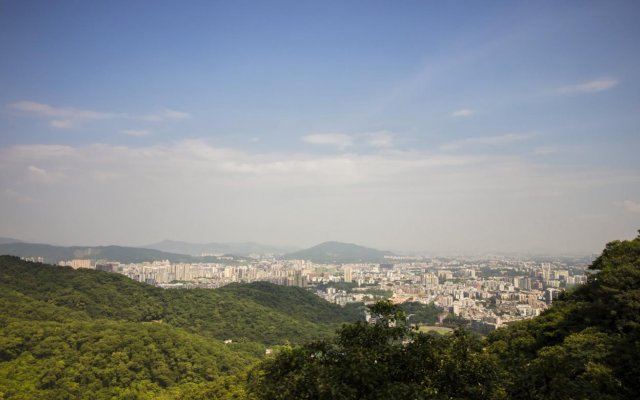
(1, 1, 639, 253)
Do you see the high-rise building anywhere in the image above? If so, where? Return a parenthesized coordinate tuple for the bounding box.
(344, 266, 353, 283)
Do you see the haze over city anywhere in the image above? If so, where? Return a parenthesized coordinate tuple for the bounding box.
(1, 1, 639, 254)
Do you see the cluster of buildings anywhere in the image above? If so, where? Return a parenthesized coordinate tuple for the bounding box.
(55, 254, 589, 332)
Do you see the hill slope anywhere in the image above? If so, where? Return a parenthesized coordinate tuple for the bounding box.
(252, 232, 640, 400)
(0, 237, 22, 245)
(0, 256, 361, 398)
(486, 232, 640, 399)
(283, 241, 393, 263)
(0, 256, 358, 344)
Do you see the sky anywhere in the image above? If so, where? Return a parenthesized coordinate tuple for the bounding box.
(1, 0, 639, 254)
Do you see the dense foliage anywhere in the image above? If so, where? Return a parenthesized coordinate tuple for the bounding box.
(1, 231, 639, 399)
(0, 256, 359, 398)
(251, 300, 501, 400)
(0, 257, 359, 345)
(399, 301, 440, 325)
(0, 280, 258, 398)
(217, 282, 363, 325)
(252, 232, 640, 399)
(487, 232, 640, 399)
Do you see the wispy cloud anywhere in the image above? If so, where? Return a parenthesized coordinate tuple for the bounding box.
(141, 109, 191, 122)
(27, 165, 63, 184)
(303, 133, 353, 150)
(9, 101, 113, 128)
(2, 140, 637, 251)
(8, 101, 192, 128)
(441, 133, 533, 150)
(364, 131, 393, 148)
(557, 78, 618, 94)
(450, 108, 476, 117)
(121, 129, 151, 137)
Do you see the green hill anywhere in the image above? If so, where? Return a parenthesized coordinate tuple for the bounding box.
(4, 231, 638, 399)
(0, 256, 361, 399)
(283, 241, 393, 263)
(218, 282, 364, 325)
(486, 232, 640, 399)
(252, 232, 640, 400)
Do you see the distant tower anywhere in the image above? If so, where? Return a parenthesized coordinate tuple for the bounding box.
(344, 266, 353, 283)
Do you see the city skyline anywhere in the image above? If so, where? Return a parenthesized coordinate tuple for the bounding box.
(1, 1, 639, 253)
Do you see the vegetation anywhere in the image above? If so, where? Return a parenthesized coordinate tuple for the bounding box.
(251, 300, 502, 400)
(0, 256, 360, 398)
(399, 301, 441, 325)
(486, 231, 640, 399)
(252, 232, 640, 399)
(217, 282, 363, 325)
(0, 257, 360, 345)
(1, 231, 639, 399)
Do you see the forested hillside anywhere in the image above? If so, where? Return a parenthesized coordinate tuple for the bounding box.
(251, 232, 640, 400)
(0, 256, 360, 398)
(486, 232, 640, 399)
(1, 231, 639, 399)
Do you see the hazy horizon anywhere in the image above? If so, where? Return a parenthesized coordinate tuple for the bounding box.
(1, 1, 639, 255)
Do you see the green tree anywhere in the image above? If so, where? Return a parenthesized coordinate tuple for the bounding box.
(252, 300, 503, 400)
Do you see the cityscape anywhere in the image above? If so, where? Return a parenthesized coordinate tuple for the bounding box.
(49, 249, 590, 334)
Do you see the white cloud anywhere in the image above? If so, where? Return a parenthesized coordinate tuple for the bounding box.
(302, 133, 353, 150)
(142, 109, 191, 122)
(7, 144, 77, 159)
(121, 129, 151, 137)
(450, 108, 476, 117)
(622, 200, 640, 213)
(27, 165, 63, 184)
(9, 101, 113, 128)
(364, 132, 393, 148)
(1, 140, 638, 252)
(557, 78, 618, 94)
(3, 140, 634, 192)
(441, 133, 533, 150)
(8, 101, 192, 128)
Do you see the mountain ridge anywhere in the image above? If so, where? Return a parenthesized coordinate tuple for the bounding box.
(0, 237, 23, 245)
(0, 242, 249, 264)
(283, 241, 393, 263)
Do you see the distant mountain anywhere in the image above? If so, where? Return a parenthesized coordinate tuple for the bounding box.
(0, 242, 249, 264)
(144, 240, 299, 256)
(283, 241, 393, 263)
(0, 236, 23, 244)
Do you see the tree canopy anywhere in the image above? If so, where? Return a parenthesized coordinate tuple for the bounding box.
(2, 231, 640, 399)
(252, 232, 640, 400)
